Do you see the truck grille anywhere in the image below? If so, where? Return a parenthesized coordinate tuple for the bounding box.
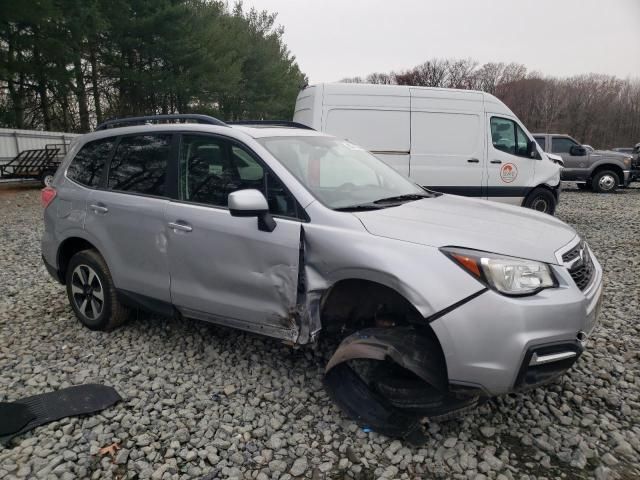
(562, 243, 594, 291)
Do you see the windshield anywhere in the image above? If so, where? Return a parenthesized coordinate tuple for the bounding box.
(257, 136, 428, 209)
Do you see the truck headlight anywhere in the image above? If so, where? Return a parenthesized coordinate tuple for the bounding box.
(441, 247, 557, 296)
(623, 157, 632, 168)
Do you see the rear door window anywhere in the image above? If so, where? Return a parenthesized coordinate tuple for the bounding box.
(66, 138, 116, 187)
(107, 134, 172, 196)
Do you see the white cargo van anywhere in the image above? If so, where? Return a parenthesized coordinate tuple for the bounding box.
(293, 83, 561, 214)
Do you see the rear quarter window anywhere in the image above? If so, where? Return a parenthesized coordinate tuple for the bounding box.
(66, 138, 116, 187)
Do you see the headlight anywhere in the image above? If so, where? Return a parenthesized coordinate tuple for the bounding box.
(441, 247, 557, 296)
(623, 157, 632, 168)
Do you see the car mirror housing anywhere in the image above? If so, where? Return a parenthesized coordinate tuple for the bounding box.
(570, 145, 587, 156)
(527, 140, 539, 159)
(228, 189, 276, 232)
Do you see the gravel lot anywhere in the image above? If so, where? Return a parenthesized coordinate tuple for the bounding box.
(0, 183, 638, 480)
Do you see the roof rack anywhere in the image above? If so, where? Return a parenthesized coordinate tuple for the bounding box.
(227, 120, 314, 130)
(96, 114, 227, 131)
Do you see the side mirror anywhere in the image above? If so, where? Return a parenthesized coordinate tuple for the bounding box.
(228, 189, 276, 232)
(570, 145, 587, 156)
(527, 140, 538, 159)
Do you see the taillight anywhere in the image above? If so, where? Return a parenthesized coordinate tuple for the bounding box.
(41, 187, 57, 208)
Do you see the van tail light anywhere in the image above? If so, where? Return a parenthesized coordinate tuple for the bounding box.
(41, 186, 57, 208)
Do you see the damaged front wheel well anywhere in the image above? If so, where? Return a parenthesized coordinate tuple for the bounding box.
(320, 279, 447, 373)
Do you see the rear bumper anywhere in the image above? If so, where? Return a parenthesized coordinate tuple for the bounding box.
(42, 255, 63, 284)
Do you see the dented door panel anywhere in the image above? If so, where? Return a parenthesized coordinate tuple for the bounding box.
(166, 201, 301, 338)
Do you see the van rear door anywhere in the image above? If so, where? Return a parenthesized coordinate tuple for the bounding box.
(409, 89, 485, 197)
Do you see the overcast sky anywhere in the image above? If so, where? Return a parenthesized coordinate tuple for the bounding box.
(240, 0, 640, 83)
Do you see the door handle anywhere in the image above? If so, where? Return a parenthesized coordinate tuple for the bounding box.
(168, 222, 193, 233)
(490, 160, 502, 164)
(89, 204, 108, 214)
(467, 158, 480, 163)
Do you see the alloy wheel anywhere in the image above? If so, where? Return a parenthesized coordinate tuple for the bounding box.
(71, 264, 104, 319)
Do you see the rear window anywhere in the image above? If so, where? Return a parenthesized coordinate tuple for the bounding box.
(107, 134, 172, 196)
(66, 138, 115, 187)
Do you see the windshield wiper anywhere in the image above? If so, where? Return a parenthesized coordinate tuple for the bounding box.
(334, 203, 385, 212)
(373, 193, 432, 204)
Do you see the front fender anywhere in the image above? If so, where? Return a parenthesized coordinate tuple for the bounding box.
(302, 223, 484, 319)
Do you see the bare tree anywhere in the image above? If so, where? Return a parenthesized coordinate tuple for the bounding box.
(345, 57, 640, 148)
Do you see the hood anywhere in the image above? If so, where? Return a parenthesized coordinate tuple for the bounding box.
(354, 195, 577, 265)
(592, 149, 631, 159)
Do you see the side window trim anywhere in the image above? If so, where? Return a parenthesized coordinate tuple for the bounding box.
(175, 132, 309, 222)
(99, 135, 121, 190)
(104, 132, 174, 199)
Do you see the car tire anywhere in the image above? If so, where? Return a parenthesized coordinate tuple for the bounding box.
(523, 188, 557, 215)
(371, 363, 478, 418)
(40, 169, 55, 188)
(591, 170, 619, 193)
(65, 249, 129, 331)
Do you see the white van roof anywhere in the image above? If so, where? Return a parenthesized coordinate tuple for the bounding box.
(299, 83, 514, 117)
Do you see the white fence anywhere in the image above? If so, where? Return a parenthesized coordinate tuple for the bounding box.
(0, 128, 79, 165)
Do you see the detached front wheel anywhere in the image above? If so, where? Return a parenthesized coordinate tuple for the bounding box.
(523, 188, 557, 215)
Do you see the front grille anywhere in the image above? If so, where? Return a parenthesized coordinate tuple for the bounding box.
(562, 244, 582, 263)
(563, 243, 594, 291)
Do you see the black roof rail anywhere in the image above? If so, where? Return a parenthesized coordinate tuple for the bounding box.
(96, 114, 227, 131)
(227, 120, 315, 130)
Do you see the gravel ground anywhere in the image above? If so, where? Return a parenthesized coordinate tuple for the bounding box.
(0, 182, 639, 480)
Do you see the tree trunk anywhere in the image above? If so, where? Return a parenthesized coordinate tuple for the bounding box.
(33, 45, 52, 130)
(73, 54, 90, 132)
(6, 28, 26, 128)
(89, 44, 103, 124)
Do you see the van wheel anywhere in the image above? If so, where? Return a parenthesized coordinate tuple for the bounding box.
(523, 188, 556, 215)
(65, 249, 129, 331)
(592, 170, 619, 193)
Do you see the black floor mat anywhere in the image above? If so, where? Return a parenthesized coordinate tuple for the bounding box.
(0, 384, 121, 445)
(0, 402, 35, 436)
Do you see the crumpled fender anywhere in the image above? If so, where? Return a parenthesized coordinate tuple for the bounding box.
(325, 327, 447, 389)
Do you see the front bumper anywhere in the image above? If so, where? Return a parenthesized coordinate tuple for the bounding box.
(622, 170, 632, 186)
(430, 243, 603, 396)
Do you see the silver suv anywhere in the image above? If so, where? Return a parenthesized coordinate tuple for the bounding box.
(42, 115, 604, 439)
